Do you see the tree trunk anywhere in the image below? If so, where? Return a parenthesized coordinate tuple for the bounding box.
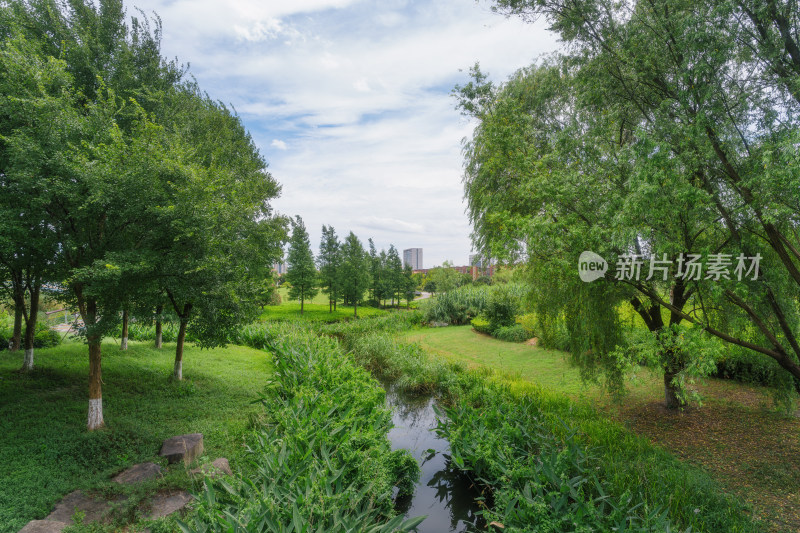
(329, 298, 332, 313)
(120, 309, 129, 350)
(664, 369, 681, 409)
(155, 304, 163, 349)
(174, 303, 192, 381)
(20, 285, 40, 372)
(300, 297, 304, 316)
(354, 300, 358, 318)
(88, 336, 104, 430)
(10, 305, 22, 351)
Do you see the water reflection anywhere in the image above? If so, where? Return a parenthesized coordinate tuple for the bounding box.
(384, 386, 486, 533)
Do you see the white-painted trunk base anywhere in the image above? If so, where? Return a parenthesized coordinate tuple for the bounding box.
(22, 348, 34, 371)
(174, 360, 183, 380)
(121, 337, 128, 350)
(155, 334, 162, 349)
(88, 398, 104, 430)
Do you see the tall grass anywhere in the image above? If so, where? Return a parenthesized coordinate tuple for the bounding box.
(185, 325, 422, 533)
(330, 321, 759, 532)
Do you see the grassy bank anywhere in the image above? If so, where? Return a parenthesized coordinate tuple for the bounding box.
(0, 341, 271, 533)
(185, 321, 422, 532)
(404, 325, 800, 531)
(330, 317, 761, 532)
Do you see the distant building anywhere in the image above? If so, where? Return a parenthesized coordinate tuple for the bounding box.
(272, 261, 288, 275)
(403, 248, 423, 270)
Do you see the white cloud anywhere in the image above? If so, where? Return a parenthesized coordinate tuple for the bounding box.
(270, 139, 288, 150)
(125, 0, 559, 267)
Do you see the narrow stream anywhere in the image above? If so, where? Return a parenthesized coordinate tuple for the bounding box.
(384, 385, 487, 533)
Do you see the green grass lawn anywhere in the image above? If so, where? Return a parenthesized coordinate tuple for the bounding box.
(261, 287, 392, 321)
(0, 340, 271, 532)
(401, 325, 616, 397)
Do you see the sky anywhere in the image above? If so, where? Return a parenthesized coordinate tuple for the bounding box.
(125, 0, 559, 268)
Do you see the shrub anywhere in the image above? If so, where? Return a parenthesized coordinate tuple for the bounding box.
(32, 324, 61, 348)
(419, 285, 489, 325)
(268, 290, 281, 306)
(470, 317, 492, 335)
(484, 284, 525, 330)
(493, 324, 529, 343)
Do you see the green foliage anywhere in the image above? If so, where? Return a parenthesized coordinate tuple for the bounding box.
(184, 325, 421, 532)
(421, 283, 529, 329)
(30, 322, 61, 349)
(0, 341, 272, 533)
(339, 232, 370, 316)
(470, 317, 491, 335)
(317, 225, 341, 309)
(286, 216, 319, 312)
(492, 324, 529, 343)
(419, 285, 489, 325)
(342, 325, 758, 532)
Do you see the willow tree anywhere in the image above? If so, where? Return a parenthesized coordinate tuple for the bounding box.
(462, 0, 800, 406)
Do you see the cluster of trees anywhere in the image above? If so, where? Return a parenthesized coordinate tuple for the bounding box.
(283, 217, 416, 316)
(459, 0, 800, 407)
(0, 1, 286, 429)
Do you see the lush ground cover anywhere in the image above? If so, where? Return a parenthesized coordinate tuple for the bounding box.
(185, 321, 422, 532)
(330, 317, 759, 532)
(403, 324, 800, 532)
(0, 341, 271, 533)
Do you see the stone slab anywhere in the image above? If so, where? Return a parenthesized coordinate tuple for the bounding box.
(17, 521, 67, 533)
(148, 491, 193, 519)
(112, 462, 164, 484)
(159, 433, 203, 465)
(46, 490, 111, 523)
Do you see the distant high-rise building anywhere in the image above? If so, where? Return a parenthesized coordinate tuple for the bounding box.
(403, 248, 423, 270)
(272, 261, 288, 275)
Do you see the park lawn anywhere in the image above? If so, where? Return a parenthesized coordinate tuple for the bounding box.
(0, 340, 271, 533)
(264, 287, 394, 321)
(403, 325, 800, 532)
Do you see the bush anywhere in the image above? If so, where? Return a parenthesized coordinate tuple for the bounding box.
(470, 317, 492, 335)
(32, 324, 61, 348)
(493, 324, 529, 343)
(484, 284, 525, 330)
(268, 290, 281, 306)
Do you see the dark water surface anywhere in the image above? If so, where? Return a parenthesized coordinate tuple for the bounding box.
(384, 386, 486, 533)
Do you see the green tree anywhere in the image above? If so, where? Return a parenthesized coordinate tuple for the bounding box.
(340, 232, 370, 318)
(318, 225, 341, 312)
(368, 238, 382, 306)
(402, 265, 416, 308)
(286, 216, 318, 315)
(463, 0, 800, 406)
(386, 245, 403, 307)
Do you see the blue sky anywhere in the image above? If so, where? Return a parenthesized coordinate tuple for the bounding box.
(126, 0, 558, 267)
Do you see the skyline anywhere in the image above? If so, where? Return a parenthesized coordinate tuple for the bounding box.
(125, 0, 558, 268)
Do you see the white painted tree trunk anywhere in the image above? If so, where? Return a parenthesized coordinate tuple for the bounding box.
(88, 398, 103, 430)
(174, 359, 182, 380)
(22, 348, 34, 371)
(120, 337, 128, 350)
